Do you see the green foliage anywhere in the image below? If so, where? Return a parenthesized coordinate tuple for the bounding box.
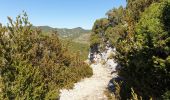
(66, 41, 89, 60)
(162, 90, 170, 100)
(0, 13, 92, 99)
(90, 0, 170, 99)
(105, 24, 126, 45)
(124, 0, 161, 36)
(90, 32, 101, 46)
(115, 0, 170, 99)
(126, 0, 161, 22)
(90, 18, 109, 47)
(106, 6, 125, 25)
(90, 7, 126, 49)
(92, 18, 109, 33)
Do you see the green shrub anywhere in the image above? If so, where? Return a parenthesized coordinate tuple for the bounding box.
(116, 1, 170, 99)
(0, 12, 92, 99)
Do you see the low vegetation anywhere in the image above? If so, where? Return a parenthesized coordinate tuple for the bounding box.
(0, 13, 92, 99)
(61, 39, 89, 61)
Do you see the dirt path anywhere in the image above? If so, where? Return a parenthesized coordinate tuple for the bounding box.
(59, 62, 117, 100)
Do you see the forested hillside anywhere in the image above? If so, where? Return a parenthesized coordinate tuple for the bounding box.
(90, 0, 170, 99)
(33, 26, 90, 39)
(61, 39, 89, 60)
(0, 13, 92, 99)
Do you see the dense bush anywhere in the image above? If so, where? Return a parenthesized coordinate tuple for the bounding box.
(90, 7, 125, 51)
(116, 1, 170, 99)
(0, 13, 92, 99)
(90, 0, 170, 99)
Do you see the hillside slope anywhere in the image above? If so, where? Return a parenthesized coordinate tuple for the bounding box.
(34, 26, 91, 39)
(73, 32, 91, 44)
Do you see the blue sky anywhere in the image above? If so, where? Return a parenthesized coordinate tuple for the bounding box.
(0, 0, 126, 29)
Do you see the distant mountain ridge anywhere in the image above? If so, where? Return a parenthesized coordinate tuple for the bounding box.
(33, 26, 91, 39)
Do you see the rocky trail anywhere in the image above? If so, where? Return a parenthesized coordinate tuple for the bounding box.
(59, 46, 118, 100)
